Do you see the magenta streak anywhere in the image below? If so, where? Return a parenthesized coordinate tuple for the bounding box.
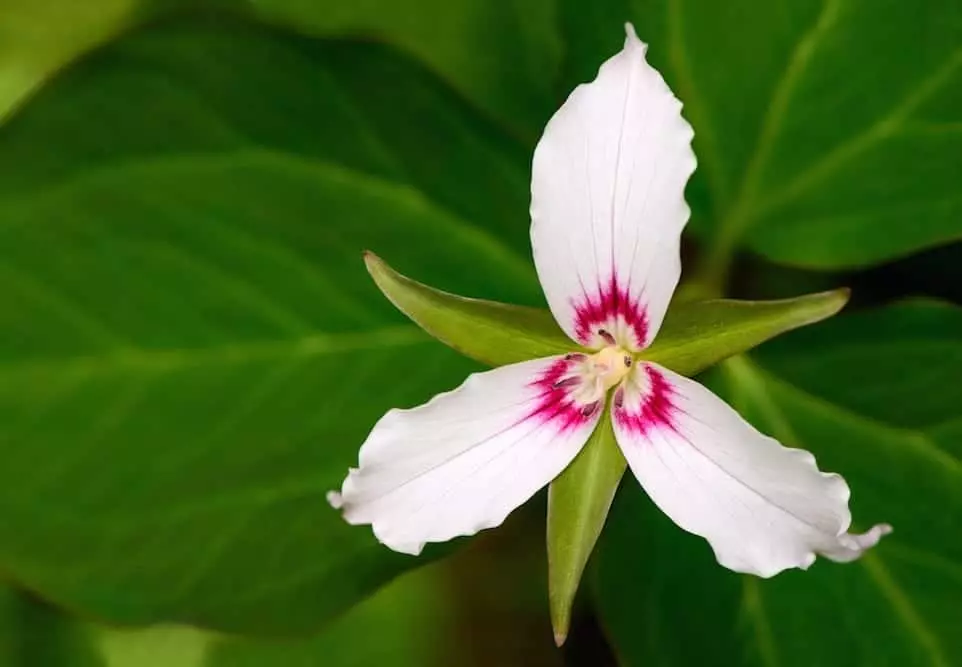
(571, 273, 649, 347)
(522, 358, 595, 433)
(613, 365, 679, 437)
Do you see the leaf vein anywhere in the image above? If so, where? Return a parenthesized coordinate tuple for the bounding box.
(859, 553, 950, 667)
(0, 326, 430, 380)
(754, 46, 962, 218)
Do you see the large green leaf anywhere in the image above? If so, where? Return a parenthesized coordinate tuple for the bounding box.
(0, 517, 559, 666)
(246, 0, 560, 140)
(93, 562, 452, 667)
(0, 0, 148, 121)
(0, 18, 541, 634)
(560, 0, 962, 275)
(13, 0, 960, 281)
(0, 588, 104, 667)
(0, 564, 450, 667)
(252, 0, 962, 273)
(595, 300, 962, 666)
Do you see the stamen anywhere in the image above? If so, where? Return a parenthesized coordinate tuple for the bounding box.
(553, 376, 580, 389)
(564, 353, 587, 362)
(613, 387, 625, 409)
(587, 346, 632, 391)
(597, 329, 616, 345)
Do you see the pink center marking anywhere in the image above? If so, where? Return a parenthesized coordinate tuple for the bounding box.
(613, 365, 679, 437)
(523, 356, 598, 433)
(572, 273, 649, 348)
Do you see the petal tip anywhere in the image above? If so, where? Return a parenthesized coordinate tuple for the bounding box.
(823, 522, 893, 563)
(326, 490, 344, 509)
(823, 287, 852, 316)
(374, 527, 426, 556)
(863, 522, 894, 544)
(362, 249, 381, 271)
(623, 22, 647, 52)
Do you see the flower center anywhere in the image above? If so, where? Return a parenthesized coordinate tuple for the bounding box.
(587, 345, 633, 391)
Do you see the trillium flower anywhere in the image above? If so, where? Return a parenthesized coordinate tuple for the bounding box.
(329, 24, 891, 577)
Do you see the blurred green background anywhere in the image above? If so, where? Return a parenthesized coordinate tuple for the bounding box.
(0, 0, 960, 665)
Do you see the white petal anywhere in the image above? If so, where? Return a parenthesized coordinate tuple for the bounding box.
(611, 362, 890, 577)
(331, 356, 602, 555)
(530, 24, 696, 351)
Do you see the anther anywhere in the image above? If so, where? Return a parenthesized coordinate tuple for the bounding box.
(553, 376, 580, 389)
(597, 329, 616, 345)
(581, 401, 600, 418)
(564, 353, 587, 362)
(624, 355, 632, 367)
(613, 387, 625, 409)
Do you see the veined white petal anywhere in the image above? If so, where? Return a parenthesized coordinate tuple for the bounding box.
(330, 356, 602, 555)
(611, 362, 891, 577)
(530, 23, 696, 351)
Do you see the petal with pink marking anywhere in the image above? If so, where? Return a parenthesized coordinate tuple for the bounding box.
(611, 362, 891, 577)
(329, 356, 602, 555)
(530, 24, 696, 351)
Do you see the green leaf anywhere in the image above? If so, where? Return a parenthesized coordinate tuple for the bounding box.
(205, 563, 452, 667)
(0, 563, 451, 667)
(247, 0, 561, 140)
(251, 0, 962, 272)
(0, 587, 104, 667)
(0, 0, 153, 122)
(595, 300, 962, 666)
(560, 0, 962, 274)
(0, 18, 539, 634)
(89, 562, 453, 667)
(99, 627, 209, 667)
(0, 520, 556, 666)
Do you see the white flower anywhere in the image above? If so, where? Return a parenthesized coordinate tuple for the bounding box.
(329, 24, 891, 576)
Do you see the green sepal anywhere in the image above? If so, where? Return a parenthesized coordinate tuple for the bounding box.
(367, 252, 849, 375)
(641, 288, 851, 375)
(365, 252, 575, 366)
(546, 411, 624, 646)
